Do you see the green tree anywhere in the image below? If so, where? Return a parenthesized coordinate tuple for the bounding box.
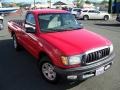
(75, 0, 84, 8)
(47, 0, 51, 3)
(117, 0, 120, 2)
(101, 0, 108, 4)
(85, 0, 91, 4)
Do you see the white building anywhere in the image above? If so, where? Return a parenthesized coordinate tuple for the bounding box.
(31, 2, 50, 9)
(83, 3, 95, 9)
(52, 1, 75, 9)
(31, 1, 75, 9)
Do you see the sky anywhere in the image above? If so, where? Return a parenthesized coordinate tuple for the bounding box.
(1, 0, 105, 3)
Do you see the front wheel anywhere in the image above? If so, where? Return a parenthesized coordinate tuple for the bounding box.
(39, 57, 59, 83)
(73, 14, 77, 18)
(83, 15, 89, 20)
(104, 15, 109, 21)
(0, 19, 3, 30)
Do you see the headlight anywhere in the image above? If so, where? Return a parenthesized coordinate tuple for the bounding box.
(110, 44, 113, 53)
(61, 55, 82, 65)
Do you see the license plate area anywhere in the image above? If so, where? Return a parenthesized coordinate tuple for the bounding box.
(96, 66, 104, 76)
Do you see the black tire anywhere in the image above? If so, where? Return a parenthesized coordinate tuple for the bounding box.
(0, 19, 3, 30)
(13, 34, 21, 51)
(38, 57, 59, 84)
(83, 15, 89, 20)
(73, 14, 77, 18)
(0, 19, 3, 24)
(104, 15, 109, 21)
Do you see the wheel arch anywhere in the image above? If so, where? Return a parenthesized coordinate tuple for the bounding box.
(0, 19, 3, 23)
(104, 15, 109, 18)
(38, 51, 54, 64)
(83, 15, 89, 19)
(38, 51, 59, 83)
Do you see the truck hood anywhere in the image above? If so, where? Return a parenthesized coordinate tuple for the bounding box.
(40, 29, 111, 56)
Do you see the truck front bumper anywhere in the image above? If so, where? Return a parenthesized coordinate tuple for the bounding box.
(55, 53, 115, 81)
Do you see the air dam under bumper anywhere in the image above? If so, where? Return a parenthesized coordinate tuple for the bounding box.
(55, 53, 115, 81)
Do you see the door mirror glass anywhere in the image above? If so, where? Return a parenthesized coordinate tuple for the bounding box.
(25, 24, 36, 33)
(97, 11, 100, 13)
(26, 27, 36, 33)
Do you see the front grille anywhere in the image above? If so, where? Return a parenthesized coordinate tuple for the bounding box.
(85, 48, 110, 64)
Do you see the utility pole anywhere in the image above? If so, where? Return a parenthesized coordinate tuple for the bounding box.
(47, 0, 51, 8)
(34, 0, 35, 9)
(108, 0, 112, 13)
(114, 0, 117, 13)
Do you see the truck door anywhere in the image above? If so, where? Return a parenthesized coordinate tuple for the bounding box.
(21, 13, 40, 58)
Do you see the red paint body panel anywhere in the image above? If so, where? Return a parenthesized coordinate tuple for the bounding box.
(8, 9, 112, 69)
(40, 29, 111, 56)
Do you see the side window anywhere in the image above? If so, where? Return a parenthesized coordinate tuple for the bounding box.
(95, 10, 100, 13)
(26, 13, 35, 25)
(88, 10, 99, 13)
(82, 10, 88, 12)
(73, 9, 79, 11)
(88, 10, 96, 13)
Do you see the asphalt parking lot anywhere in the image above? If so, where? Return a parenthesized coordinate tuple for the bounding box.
(0, 15, 120, 90)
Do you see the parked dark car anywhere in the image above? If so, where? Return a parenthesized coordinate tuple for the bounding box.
(116, 14, 120, 22)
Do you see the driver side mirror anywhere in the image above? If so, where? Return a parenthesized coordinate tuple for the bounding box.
(25, 24, 36, 33)
(26, 27, 36, 33)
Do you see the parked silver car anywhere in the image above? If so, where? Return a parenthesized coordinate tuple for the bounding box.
(70, 8, 81, 18)
(77, 9, 111, 20)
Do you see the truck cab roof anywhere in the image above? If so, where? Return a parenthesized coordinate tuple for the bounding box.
(29, 9, 69, 15)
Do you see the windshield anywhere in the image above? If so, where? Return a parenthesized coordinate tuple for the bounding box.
(38, 13, 82, 32)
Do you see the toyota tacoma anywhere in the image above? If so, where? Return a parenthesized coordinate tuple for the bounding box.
(8, 9, 115, 83)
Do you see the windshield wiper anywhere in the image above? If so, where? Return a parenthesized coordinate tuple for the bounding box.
(41, 29, 65, 33)
(41, 27, 83, 33)
(72, 27, 83, 30)
(61, 27, 83, 30)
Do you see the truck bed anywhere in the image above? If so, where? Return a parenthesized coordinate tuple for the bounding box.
(8, 20, 24, 29)
(8, 20, 25, 36)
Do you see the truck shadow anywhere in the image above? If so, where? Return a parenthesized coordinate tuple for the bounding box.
(0, 39, 84, 90)
(95, 23, 120, 27)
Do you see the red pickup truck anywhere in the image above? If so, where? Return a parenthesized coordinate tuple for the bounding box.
(8, 9, 115, 83)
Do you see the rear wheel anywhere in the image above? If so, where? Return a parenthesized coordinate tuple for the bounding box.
(104, 15, 109, 21)
(0, 19, 3, 24)
(13, 34, 21, 51)
(73, 14, 77, 18)
(0, 19, 3, 30)
(38, 57, 59, 83)
(83, 15, 89, 20)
